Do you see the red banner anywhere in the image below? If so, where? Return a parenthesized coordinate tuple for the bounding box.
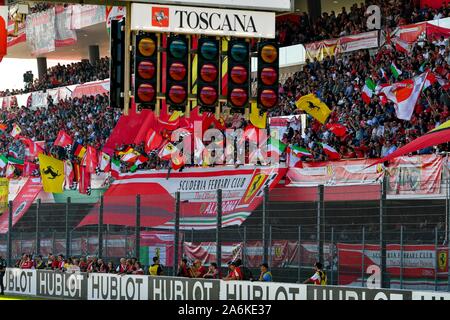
(398, 22, 427, 43)
(286, 158, 384, 187)
(183, 240, 334, 268)
(0, 178, 42, 233)
(386, 154, 443, 195)
(77, 166, 287, 230)
(338, 243, 449, 290)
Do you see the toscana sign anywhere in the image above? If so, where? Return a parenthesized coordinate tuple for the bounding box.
(131, 3, 275, 38)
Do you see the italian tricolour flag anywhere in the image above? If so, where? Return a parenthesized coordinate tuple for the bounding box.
(290, 145, 313, 158)
(319, 142, 341, 160)
(390, 62, 402, 79)
(361, 78, 376, 104)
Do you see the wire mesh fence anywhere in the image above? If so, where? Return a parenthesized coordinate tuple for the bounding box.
(1, 176, 450, 291)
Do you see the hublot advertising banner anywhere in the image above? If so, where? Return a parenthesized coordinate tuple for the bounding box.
(36, 270, 87, 299)
(131, 3, 275, 38)
(307, 286, 412, 300)
(5, 268, 446, 301)
(149, 276, 220, 300)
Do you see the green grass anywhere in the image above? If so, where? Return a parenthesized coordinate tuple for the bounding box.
(0, 295, 45, 300)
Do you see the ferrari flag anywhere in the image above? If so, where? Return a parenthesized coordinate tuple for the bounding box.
(295, 94, 331, 124)
(38, 154, 65, 193)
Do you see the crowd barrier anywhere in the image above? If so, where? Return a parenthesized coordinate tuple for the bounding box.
(3, 268, 450, 300)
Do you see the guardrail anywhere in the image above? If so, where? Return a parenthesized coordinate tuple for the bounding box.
(3, 268, 450, 300)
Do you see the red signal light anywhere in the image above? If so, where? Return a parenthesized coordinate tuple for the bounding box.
(137, 84, 155, 103)
(200, 63, 218, 83)
(168, 85, 187, 104)
(230, 88, 248, 108)
(199, 86, 218, 105)
(260, 89, 277, 108)
(230, 66, 248, 85)
(169, 62, 187, 81)
(137, 61, 155, 80)
(260, 67, 277, 86)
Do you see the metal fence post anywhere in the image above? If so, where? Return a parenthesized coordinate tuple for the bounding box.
(35, 199, 41, 257)
(361, 226, 365, 287)
(435, 226, 439, 292)
(262, 185, 269, 263)
(331, 226, 334, 286)
(317, 185, 324, 263)
(216, 189, 222, 269)
(135, 194, 141, 261)
(298, 226, 302, 283)
(268, 225, 272, 266)
(124, 228, 128, 257)
(380, 176, 387, 288)
(52, 230, 56, 255)
(7, 201, 12, 267)
(174, 192, 180, 276)
(400, 225, 404, 289)
(98, 196, 104, 259)
(65, 197, 71, 258)
(242, 226, 247, 266)
(104, 226, 108, 261)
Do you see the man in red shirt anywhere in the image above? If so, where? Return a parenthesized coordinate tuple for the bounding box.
(192, 259, 207, 278)
(223, 262, 243, 281)
(20, 255, 33, 269)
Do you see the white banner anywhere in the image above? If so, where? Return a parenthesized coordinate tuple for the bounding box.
(337, 31, 379, 54)
(71, 5, 106, 30)
(31, 91, 48, 109)
(25, 8, 56, 56)
(55, 5, 77, 47)
(131, 3, 275, 38)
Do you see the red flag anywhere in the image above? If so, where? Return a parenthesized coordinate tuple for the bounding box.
(145, 128, 163, 153)
(326, 123, 347, 137)
(79, 166, 91, 194)
(73, 162, 81, 183)
(0, 10, 6, 62)
(170, 152, 185, 171)
(23, 161, 38, 177)
(19, 137, 45, 157)
(83, 146, 98, 173)
(54, 130, 73, 148)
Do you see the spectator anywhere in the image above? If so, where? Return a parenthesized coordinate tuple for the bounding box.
(258, 263, 273, 282)
(192, 259, 207, 278)
(34, 255, 45, 269)
(223, 261, 242, 281)
(107, 262, 115, 274)
(203, 262, 219, 279)
(177, 258, 193, 278)
(148, 256, 164, 276)
(116, 258, 128, 274)
(133, 262, 144, 275)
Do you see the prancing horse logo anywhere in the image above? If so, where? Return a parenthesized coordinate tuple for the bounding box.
(43, 166, 61, 179)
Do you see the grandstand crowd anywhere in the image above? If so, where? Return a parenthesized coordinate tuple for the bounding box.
(277, 0, 450, 47)
(15, 254, 271, 281)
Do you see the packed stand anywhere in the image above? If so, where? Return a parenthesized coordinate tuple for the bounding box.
(276, 0, 450, 47)
(0, 93, 120, 177)
(0, 57, 110, 97)
(273, 38, 450, 161)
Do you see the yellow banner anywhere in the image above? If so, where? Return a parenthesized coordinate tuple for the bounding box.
(38, 154, 65, 193)
(0, 178, 8, 214)
(295, 94, 331, 124)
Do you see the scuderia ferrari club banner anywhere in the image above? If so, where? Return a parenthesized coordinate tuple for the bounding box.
(78, 165, 287, 230)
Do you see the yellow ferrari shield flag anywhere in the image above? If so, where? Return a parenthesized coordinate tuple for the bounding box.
(295, 93, 331, 124)
(38, 154, 65, 193)
(0, 178, 8, 214)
